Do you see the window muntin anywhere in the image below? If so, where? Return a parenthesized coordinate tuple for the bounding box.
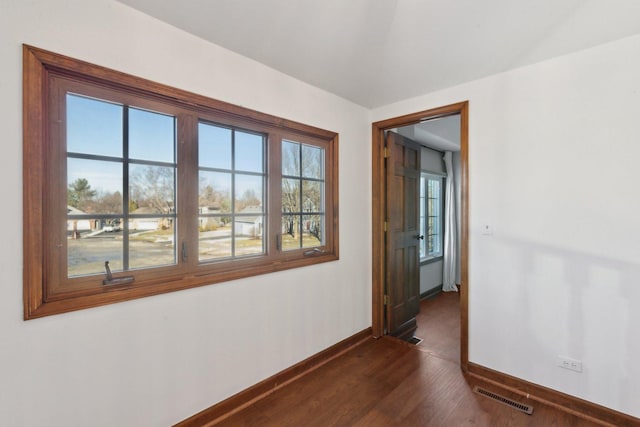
(281, 140, 325, 250)
(23, 45, 338, 319)
(198, 122, 266, 262)
(419, 173, 443, 260)
(66, 93, 178, 277)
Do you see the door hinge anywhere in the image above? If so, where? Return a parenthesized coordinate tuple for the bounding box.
(383, 146, 389, 158)
(384, 221, 388, 232)
(383, 294, 388, 305)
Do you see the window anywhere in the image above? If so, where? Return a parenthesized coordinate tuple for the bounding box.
(281, 140, 325, 250)
(66, 94, 178, 277)
(197, 122, 266, 261)
(419, 173, 444, 260)
(23, 45, 338, 319)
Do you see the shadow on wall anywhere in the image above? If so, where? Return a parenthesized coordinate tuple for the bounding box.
(477, 233, 640, 416)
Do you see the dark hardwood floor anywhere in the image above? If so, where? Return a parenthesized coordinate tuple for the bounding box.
(214, 292, 603, 426)
(414, 290, 460, 364)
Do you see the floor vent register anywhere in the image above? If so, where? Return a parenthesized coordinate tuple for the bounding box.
(473, 386, 534, 415)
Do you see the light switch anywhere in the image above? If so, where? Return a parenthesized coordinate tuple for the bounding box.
(481, 224, 493, 235)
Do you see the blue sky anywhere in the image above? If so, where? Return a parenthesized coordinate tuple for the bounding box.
(65, 93, 323, 257)
(198, 122, 264, 173)
(67, 94, 175, 195)
(67, 94, 265, 198)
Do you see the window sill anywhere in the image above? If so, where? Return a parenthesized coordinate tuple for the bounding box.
(26, 251, 339, 320)
(420, 255, 443, 266)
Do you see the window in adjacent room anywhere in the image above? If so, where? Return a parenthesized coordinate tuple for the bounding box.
(419, 172, 444, 260)
(23, 45, 339, 319)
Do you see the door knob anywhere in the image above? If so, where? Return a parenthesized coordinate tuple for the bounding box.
(416, 234, 424, 240)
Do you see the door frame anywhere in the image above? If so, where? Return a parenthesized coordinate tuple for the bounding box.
(371, 101, 469, 371)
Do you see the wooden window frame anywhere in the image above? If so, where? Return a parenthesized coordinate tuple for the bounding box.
(23, 45, 339, 319)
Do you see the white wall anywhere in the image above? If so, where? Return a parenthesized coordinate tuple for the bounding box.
(420, 261, 442, 295)
(0, 1, 371, 426)
(373, 34, 640, 417)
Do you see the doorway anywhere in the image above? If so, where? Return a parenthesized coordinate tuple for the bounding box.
(371, 101, 469, 371)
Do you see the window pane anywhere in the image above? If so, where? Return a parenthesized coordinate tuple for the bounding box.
(235, 174, 263, 212)
(67, 94, 122, 157)
(199, 219, 232, 261)
(428, 234, 435, 254)
(235, 215, 264, 256)
(302, 215, 323, 248)
(302, 144, 323, 179)
(282, 140, 325, 252)
(419, 176, 425, 258)
(302, 180, 322, 213)
(282, 140, 300, 176)
(199, 123, 232, 169)
(129, 108, 175, 163)
(282, 215, 301, 250)
(129, 165, 175, 215)
(235, 131, 264, 173)
(199, 171, 232, 214)
(128, 218, 175, 269)
(432, 180, 441, 198)
(67, 158, 123, 214)
(282, 178, 300, 213)
(423, 177, 443, 257)
(198, 125, 266, 262)
(67, 218, 123, 277)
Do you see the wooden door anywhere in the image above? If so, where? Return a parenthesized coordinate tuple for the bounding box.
(385, 131, 421, 338)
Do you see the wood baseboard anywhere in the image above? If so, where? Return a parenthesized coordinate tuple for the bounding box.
(468, 362, 640, 427)
(174, 328, 372, 427)
(420, 285, 442, 300)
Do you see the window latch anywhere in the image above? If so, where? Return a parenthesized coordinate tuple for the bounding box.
(303, 248, 325, 257)
(103, 261, 134, 286)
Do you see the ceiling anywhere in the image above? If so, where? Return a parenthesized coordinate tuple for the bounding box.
(395, 115, 461, 152)
(116, 0, 640, 108)
(412, 115, 461, 152)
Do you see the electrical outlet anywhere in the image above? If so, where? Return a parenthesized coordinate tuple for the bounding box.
(481, 224, 493, 235)
(558, 355, 582, 372)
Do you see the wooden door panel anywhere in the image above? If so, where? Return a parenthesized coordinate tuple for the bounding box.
(405, 174, 418, 233)
(388, 245, 420, 331)
(385, 131, 421, 337)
